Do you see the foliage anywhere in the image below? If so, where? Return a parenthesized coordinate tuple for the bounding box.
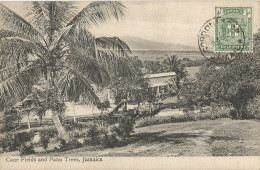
(136, 106, 231, 128)
(87, 124, 101, 145)
(182, 58, 206, 67)
(195, 54, 259, 119)
(143, 58, 165, 74)
(96, 100, 110, 114)
(0, 131, 34, 152)
(59, 139, 82, 152)
(0, 2, 133, 141)
(178, 31, 260, 119)
(114, 113, 135, 138)
(14, 87, 66, 123)
(163, 55, 187, 95)
(110, 56, 151, 105)
(245, 97, 260, 119)
(19, 142, 35, 155)
(177, 78, 206, 112)
(39, 128, 58, 150)
(1, 108, 20, 132)
(84, 111, 135, 148)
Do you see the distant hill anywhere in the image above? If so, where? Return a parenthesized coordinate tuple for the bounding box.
(119, 36, 197, 50)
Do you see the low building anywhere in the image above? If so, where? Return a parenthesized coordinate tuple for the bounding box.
(146, 72, 176, 96)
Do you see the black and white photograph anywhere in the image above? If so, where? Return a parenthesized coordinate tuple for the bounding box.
(0, 1, 259, 169)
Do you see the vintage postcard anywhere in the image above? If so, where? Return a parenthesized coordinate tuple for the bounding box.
(0, 0, 260, 170)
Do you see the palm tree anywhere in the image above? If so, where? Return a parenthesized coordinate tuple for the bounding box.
(0, 2, 132, 142)
(163, 55, 187, 98)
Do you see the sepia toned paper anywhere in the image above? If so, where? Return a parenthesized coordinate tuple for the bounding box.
(0, 0, 260, 170)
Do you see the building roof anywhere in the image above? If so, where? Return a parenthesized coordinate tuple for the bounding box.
(145, 72, 176, 87)
(146, 72, 176, 79)
(150, 82, 171, 87)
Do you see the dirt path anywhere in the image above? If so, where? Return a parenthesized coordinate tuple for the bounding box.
(189, 130, 213, 156)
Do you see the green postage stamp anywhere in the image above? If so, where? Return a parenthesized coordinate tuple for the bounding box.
(215, 7, 253, 52)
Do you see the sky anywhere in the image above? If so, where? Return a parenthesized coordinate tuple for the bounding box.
(1, 1, 260, 47)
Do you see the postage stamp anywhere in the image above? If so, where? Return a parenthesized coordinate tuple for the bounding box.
(215, 7, 253, 52)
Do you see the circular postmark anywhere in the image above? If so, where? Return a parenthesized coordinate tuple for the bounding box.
(198, 16, 246, 64)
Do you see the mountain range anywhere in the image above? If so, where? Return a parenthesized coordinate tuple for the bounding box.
(119, 36, 197, 50)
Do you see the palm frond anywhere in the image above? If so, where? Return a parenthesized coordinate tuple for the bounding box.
(0, 65, 42, 108)
(57, 66, 100, 104)
(62, 54, 110, 87)
(95, 36, 131, 57)
(96, 47, 134, 77)
(94, 36, 133, 77)
(67, 1, 125, 28)
(49, 25, 74, 51)
(26, 2, 76, 32)
(0, 38, 46, 68)
(0, 62, 28, 82)
(0, 29, 48, 53)
(0, 3, 42, 42)
(60, 24, 96, 57)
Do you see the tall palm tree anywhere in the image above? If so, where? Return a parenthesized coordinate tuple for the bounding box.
(0, 2, 132, 142)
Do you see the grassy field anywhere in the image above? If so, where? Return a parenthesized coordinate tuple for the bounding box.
(132, 50, 203, 61)
(2, 118, 259, 157)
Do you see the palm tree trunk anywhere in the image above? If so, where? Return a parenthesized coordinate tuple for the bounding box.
(72, 102, 76, 123)
(17, 112, 20, 127)
(51, 110, 71, 142)
(27, 112, 31, 131)
(46, 67, 71, 142)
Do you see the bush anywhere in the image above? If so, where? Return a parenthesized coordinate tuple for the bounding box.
(99, 130, 121, 148)
(0, 133, 19, 152)
(65, 121, 85, 132)
(39, 129, 57, 150)
(136, 106, 231, 128)
(1, 108, 20, 132)
(87, 124, 101, 145)
(19, 142, 35, 155)
(115, 114, 135, 138)
(0, 132, 34, 152)
(84, 115, 134, 148)
(246, 98, 260, 119)
(59, 139, 82, 152)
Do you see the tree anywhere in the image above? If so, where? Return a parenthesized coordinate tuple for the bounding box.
(0, 108, 20, 132)
(110, 56, 150, 108)
(178, 31, 260, 118)
(163, 55, 187, 98)
(177, 78, 203, 112)
(143, 59, 164, 74)
(189, 29, 260, 119)
(0, 2, 132, 142)
(195, 55, 259, 119)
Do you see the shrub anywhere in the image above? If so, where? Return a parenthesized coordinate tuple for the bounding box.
(0, 133, 19, 152)
(115, 114, 135, 138)
(87, 124, 101, 145)
(39, 129, 57, 150)
(59, 139, 82, 152)
(135, 106, 231, 128)
(1, 108, 20, 132)
(0, 132, 34, 152)
(19, 142, 35, 155)
(85, 120, 130, 148)
(99, 131, 121, 148)
(246, 98, 260, 119)
(65, 121, 85, 132)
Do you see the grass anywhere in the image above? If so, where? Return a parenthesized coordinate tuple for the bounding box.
(2, 118, 259, 156)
